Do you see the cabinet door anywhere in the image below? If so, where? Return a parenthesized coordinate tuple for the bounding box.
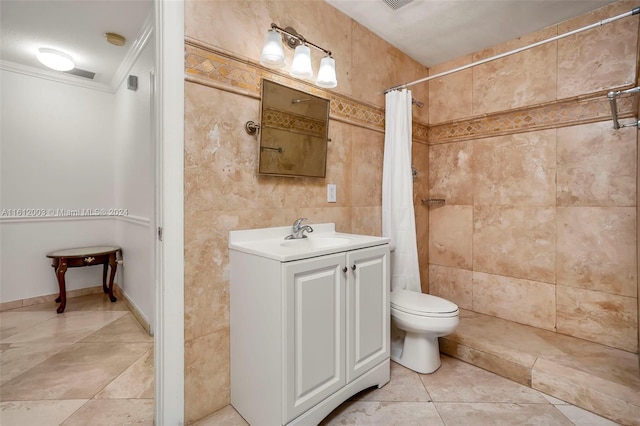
(283, 253, 346, 423)
(346, 245, 390, 382)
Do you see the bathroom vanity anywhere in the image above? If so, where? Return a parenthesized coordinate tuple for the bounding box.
(229, 224, 390, 425)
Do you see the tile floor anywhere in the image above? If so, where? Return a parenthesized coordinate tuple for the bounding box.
(198, 358, 621, 426)
(0, 293, 622, 425)
(0, 293, 154, 425)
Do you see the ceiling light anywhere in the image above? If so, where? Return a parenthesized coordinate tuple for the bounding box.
(260, 23, 338, 88)
(36, 48, 74, 71)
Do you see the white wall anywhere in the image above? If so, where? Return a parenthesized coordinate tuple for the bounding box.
(1, 71, 116, 209)
(0, 70, 117, 302)
(1, 219, 118, 301)
(1, 40, 156, 327)
(113, 37, 156, 329)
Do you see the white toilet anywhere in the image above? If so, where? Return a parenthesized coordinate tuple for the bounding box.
(390, 289, 459, 374)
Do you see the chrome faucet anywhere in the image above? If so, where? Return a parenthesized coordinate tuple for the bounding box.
(285, 217, 314, 239)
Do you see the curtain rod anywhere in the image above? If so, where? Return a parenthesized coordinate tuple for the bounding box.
(384, 7, 640, 94)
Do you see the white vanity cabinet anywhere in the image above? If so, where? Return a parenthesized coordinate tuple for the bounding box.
(229, 224, 390, 426)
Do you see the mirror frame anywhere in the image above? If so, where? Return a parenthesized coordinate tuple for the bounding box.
(258, 79, 330, 178)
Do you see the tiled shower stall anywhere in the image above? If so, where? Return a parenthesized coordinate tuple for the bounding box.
(427, 0, 639, 355)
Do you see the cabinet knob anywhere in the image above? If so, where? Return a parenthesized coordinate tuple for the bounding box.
(342, 267, 348, 273)
(351, 265, 356, 271)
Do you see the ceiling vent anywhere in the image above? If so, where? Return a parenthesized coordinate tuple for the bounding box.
(382, 0, 413, 10)
(64, 67, 96, 80)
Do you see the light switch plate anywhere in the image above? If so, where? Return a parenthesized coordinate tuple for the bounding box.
(327, 184, 337, 203)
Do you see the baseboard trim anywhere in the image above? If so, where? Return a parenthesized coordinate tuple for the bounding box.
(0, 285, 104, 312)
(113, 283, 152, 335)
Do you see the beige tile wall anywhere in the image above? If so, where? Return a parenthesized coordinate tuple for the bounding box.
(413, 141, 431, 292)
(428, 0, 639, 353)
(184, 0, 429, 422)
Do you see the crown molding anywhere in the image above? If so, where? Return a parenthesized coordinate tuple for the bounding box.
(0, 60, 114, 93)
(110, 12, 154, 91)
(1, 12, 153, 94)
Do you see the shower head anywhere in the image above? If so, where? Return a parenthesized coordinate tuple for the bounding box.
(412, 98, 424, 108)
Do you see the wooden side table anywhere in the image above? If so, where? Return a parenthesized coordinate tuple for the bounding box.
(46, 246, 122, 313)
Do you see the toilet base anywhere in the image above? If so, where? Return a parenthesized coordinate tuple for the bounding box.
(391, 330, 442, 374)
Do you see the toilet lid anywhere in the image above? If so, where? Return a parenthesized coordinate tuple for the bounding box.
(391, 289, 459, 317)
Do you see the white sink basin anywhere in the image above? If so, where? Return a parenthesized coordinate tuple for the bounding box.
(280, 236, 351, 249)
(229, 223, 390, 262)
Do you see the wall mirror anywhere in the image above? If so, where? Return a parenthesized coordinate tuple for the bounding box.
(258, 79, 330, 178)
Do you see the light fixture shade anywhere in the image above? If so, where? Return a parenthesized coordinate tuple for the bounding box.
(316, 56, 337, 88)
(37, 48, 74, 71)
(290, 45, 313, 79)
(260, 29, 285, 68)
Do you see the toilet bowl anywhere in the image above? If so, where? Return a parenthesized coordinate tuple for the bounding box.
(390, 289, 459, 374)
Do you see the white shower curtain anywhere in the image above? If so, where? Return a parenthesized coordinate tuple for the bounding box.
(382, 89, 421, 293)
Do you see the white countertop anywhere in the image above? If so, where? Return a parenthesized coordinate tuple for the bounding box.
(229, 223, 389, 262)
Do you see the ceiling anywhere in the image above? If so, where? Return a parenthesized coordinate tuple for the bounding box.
(0, 0, 618, 90)
(325, 0, 617, 67)
(0, 0, 152, 89)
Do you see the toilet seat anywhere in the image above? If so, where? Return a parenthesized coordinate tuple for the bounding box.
(391, 289, 459, 318)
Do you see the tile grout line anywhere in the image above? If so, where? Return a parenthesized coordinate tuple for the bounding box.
(89, 345, 154, 400)
(56, 399, 93, 426)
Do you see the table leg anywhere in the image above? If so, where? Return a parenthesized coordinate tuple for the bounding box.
(55, 258, 68, 313)
(102, 262, 109, 294)
(53, 264, 61, 303)
(107, 253, 118, 303)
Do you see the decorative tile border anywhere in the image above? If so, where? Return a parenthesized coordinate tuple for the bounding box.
(429, 93, 638, 144)
(185, 43, 261, 95)
(185, 37, 636, 146)
(263, 108, 327, 137)
(413, 122, 429, 142)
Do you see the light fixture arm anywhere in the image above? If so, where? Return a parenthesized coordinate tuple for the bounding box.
(269, 23, 332, 57)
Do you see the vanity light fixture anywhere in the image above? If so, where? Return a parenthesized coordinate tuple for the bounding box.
(36, 48, 74, 71)
(316, 56, 337, 89)
(260, 28, 286, 67)
(289, 44, 313, 79)
(260, 23, 337, 88)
